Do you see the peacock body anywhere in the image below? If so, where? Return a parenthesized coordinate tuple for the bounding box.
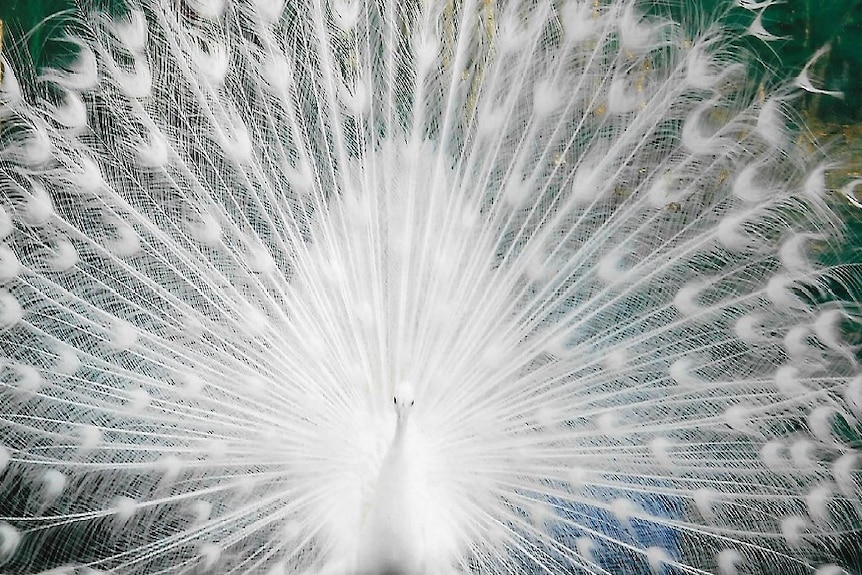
(0, 0, 860, 573)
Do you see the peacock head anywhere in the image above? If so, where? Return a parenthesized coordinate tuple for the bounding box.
(393, 381, 416, 421)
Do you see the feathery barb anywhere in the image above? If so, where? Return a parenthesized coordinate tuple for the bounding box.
(0, 0, 860, 573)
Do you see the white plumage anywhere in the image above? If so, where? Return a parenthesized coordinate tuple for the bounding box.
(0, 0, 859, 574)
(356, 382, 426, 575)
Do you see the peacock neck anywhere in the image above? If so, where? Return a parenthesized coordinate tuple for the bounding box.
(391, 412, 408, 451)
